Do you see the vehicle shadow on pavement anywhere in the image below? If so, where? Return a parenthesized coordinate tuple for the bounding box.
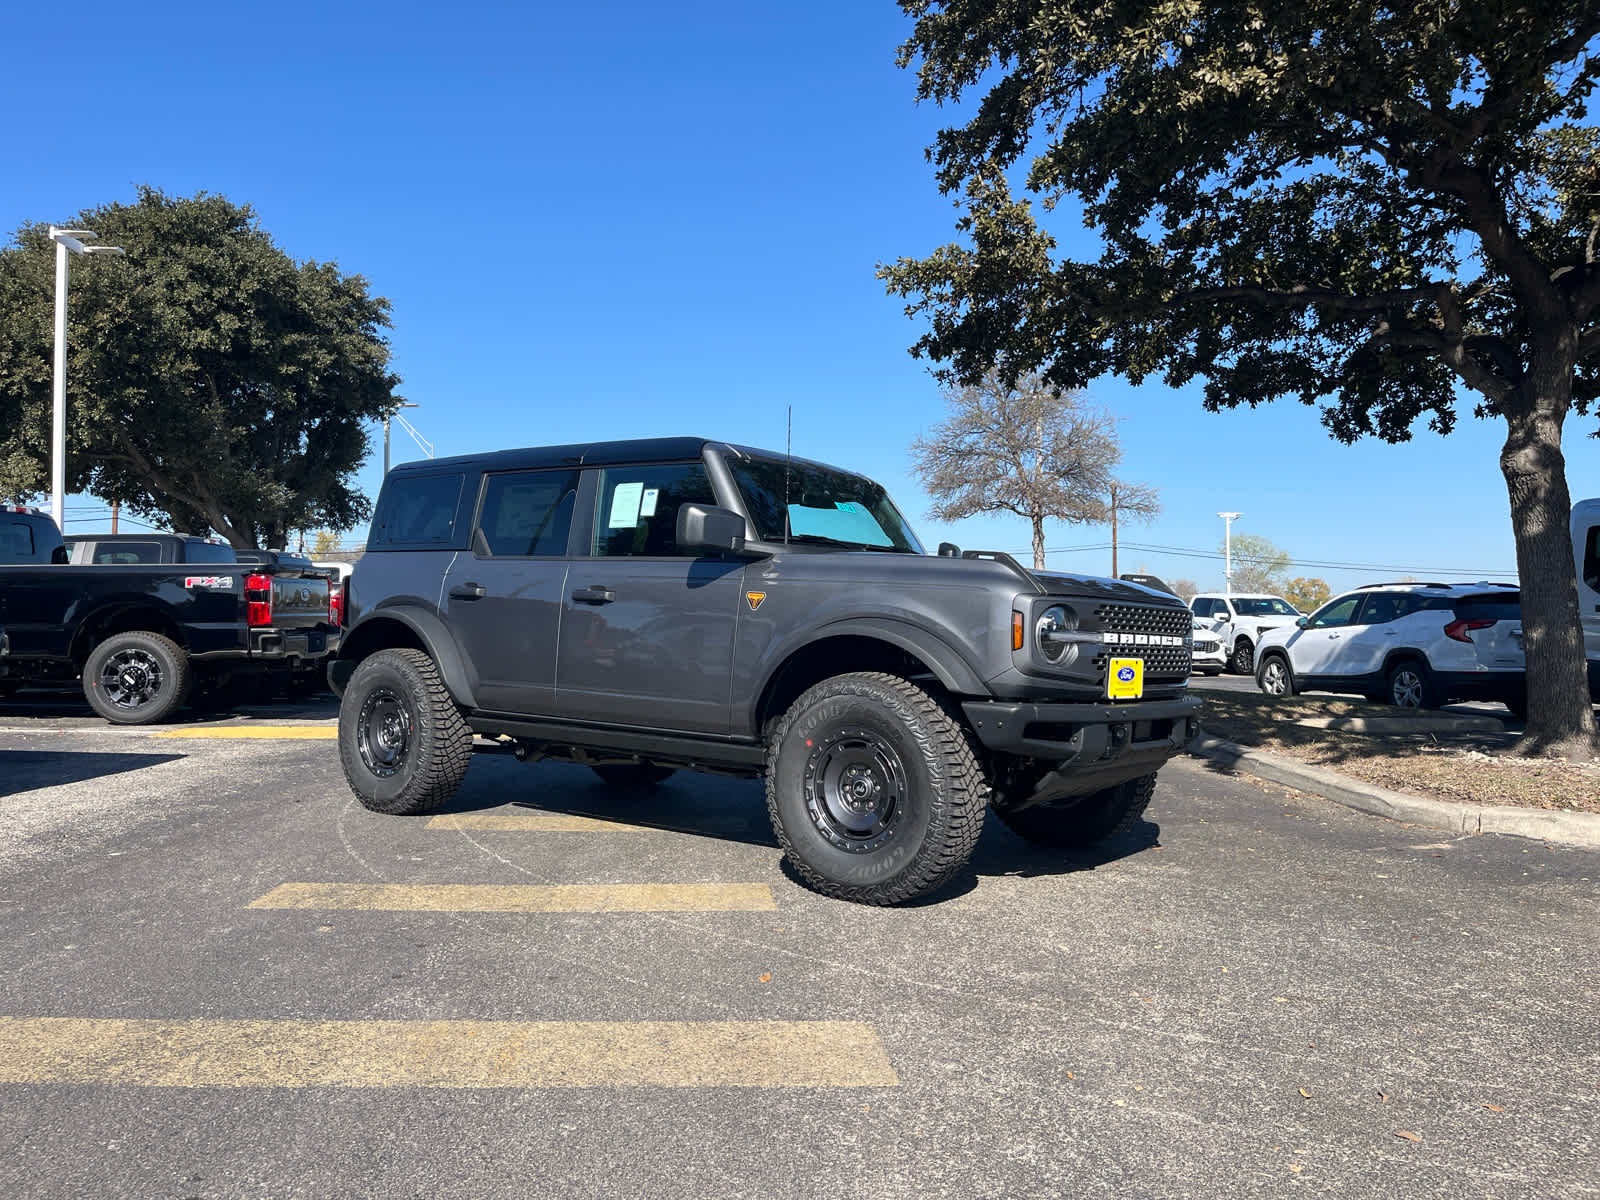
(0, 749, 188, 797)
(970, 815, 1163, 881)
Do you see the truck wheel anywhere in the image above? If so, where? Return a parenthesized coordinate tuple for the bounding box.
(590, 764, 676, 787)
(992, 773, 1157, 848)
(1230, 638, 1255, 675)
(339, 648, 472, 815)
(765, 672, 986, 905)
(83, 631, 191, 725)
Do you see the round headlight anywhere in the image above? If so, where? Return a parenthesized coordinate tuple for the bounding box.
(1035, 604, 1076, 663)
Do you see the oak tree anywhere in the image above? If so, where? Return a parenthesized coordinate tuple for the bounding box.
(882, 2, 1600, 754)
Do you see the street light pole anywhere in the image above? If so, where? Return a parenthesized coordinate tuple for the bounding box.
(1217, 511, 1242, 592)
(49, 226, 123, 532)
(383, 401, 420, 475)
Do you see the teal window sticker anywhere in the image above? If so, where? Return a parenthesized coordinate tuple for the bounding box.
(786, 500, 893, 547)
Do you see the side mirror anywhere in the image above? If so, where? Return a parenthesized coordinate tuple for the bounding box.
(1296, 617, 1309, 628)
(676, 503, 748, 554)
(937, 541, 961, 558)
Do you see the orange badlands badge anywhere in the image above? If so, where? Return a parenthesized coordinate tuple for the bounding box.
(745, 591, 768, 611)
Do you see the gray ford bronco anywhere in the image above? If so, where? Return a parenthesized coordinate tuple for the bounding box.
(331, 438, 1201, 904)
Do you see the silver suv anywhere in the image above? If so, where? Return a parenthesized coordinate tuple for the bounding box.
(1252, 582, 1528, 713)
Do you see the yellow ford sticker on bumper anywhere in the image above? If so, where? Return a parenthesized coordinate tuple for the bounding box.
(1108, 657, 1144, 700)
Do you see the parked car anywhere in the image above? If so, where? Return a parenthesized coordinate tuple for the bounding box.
(65, 532, 235, 565)
(331, 436, 1201, 905)
(1189, 592, 1304, 674)
(1250, 581, 1575, 714)
(1189, 616, 1227, 675)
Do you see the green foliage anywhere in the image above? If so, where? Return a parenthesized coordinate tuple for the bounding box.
(0, 188, 400, 546)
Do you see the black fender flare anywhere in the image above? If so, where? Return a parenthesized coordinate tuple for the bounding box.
(332, 605, 479, 708)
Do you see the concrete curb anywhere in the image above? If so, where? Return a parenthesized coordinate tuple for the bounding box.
(1187, 734, 1600, 850)
(1293, 714, 1508, 734)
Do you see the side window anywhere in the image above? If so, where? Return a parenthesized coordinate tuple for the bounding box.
(1307, 595, 1362, 629)
(93, 541, 161, 564)
(590, 463, 716, 558)
(3, 521, 36, 561)
(1585, 527, 1600, 592)
(476, 469, 580, 557)
(371, 472, 467, 547)
(188, 542, 237, 564)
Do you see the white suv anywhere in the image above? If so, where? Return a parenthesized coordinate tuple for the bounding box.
(1252, 582, 1528, 711)
(1189, 593, 1304, 674)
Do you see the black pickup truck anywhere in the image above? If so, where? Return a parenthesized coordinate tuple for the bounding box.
(0, 510, 341, 723)
(330, 438, 1201, 905)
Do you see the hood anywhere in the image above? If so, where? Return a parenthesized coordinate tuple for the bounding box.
(1029, 568, 1188, 607)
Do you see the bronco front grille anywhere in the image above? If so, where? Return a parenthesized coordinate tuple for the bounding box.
(1091, 602, 1194, 681)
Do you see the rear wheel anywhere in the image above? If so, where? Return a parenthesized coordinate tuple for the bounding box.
(590, 764, 676, 787)
(338, 648, 472, 815)
(992, 774, 1157, 848)
(1230, 638, 1255, 675)
(1257, 655, 1295, 697)
(83, 631, 191, 725)
(765, 672, 986, 905)
(1386, 660, 1440, 709)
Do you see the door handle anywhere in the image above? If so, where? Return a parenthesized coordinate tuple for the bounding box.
(449, 583, 487, 600)
(572, 585, 616, 605)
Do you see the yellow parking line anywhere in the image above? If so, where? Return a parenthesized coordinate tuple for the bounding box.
(427, 812, 648, 833)
(152, 726, 336, 740)
(249, 882, 777, 912)
(0, 1017, 897, 1088)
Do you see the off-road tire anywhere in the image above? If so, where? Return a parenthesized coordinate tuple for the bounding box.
(590, 764, 677, 787)
(83, 630, 191, 725)
(991, 773, 1158, 848)
(339, 648, 472, 815)
(765, 672, 987, 905)
(1386, 659, 1440, 709)
(1257, 654, 1295, 698)
(1230, 637, 1255, 675)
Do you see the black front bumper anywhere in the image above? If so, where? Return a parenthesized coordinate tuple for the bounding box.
(962, 694, 1203, 805)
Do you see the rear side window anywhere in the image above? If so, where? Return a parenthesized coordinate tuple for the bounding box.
(1453, 593, 1521, 623)
(476, 469, 580, 557)
(186, 541, 236, 564)
(590, 463, 716, 557)
(92, 541, 162, 564)
(371, 472, 467, 548)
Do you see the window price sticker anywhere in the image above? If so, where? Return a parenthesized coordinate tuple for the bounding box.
(1107, 657, 1144, 700)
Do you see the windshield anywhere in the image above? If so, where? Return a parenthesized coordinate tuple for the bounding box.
(1234, 597, 1299, 617)
(729, 456, 925, 553)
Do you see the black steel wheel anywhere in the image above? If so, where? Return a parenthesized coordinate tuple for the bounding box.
(765, 672, 986, 905)
(1386, 660, 1440, 709)
(338, 648, 472, 815)
(1257, 654, 1295, 697)
(992, 773, 1157, 848)
(83, 631, 191, 725)
(590, 764, 677, 787)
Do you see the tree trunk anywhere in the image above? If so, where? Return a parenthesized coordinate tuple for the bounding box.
(1500, 374, 1597, 758)
(1032, 514, 1046, 570)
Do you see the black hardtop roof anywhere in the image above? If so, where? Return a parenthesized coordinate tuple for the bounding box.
(385, 437, 863, 479)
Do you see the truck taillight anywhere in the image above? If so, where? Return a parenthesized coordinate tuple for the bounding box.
(245, 573, 273, 627)
(1444, 617, 1494, 643)
(329, 582, 344, 629)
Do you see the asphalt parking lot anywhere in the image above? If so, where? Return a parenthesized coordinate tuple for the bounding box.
(0, 690, 1596, 1199)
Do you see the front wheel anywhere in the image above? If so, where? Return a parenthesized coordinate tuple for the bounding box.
(1257, 655, 1295, 697)
(83, 631, 191, 725)
(765, 672, 987, 905)
(338, 648, 472, 815)
(1386, 660, 1440, 709)
(992, 774, 1157, 848)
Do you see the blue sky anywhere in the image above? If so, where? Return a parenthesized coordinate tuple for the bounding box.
(4, 1, 1585, 595)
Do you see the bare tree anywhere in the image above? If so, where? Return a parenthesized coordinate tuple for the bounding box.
(913, 372, 1125, 569)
